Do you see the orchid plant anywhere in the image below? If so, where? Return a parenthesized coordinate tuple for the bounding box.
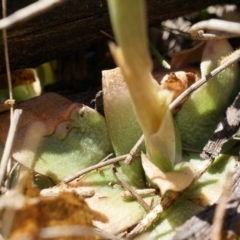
(106, 0, 195, 195)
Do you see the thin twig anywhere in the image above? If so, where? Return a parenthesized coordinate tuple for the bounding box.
(100, 30, 115, 40)
(0, 0, 66, 30)
(6, 161, 19, 189)
(125, 135, 144, 164)
(2, 0, 14, 120)
(121, 188, 156, 200)
(211, 172, 233, 240)
(111, 164, 151, 211)
(0, 109, 22, 190)
(64, 154, 128, 183)
(1, 204, 16, 239)
(40, 185, 95, 199)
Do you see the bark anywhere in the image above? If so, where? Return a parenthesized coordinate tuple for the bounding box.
(0, 0, 240, 72)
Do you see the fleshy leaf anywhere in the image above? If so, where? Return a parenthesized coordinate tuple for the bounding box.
(102, 67, 145, 188)
(0, 93, 113, 182)
(73, 167, 160, 235)
(175, 39, 240, 151)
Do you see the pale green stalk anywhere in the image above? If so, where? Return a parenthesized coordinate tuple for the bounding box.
(107, 0, 175, 171)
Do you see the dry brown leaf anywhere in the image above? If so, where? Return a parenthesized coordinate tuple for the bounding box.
(170, 42, 206, 69)
(0, 69, 37, 88)
(6, 192, 95, 240)
(0, 93, 81, 147)
(158, 71, 199, 113)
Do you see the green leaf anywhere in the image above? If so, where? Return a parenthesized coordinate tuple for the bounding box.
(175, 39, 240, 151)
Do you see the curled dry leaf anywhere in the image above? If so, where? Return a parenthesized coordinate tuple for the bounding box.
(141, 153, 194, 196)
(159, 71, 199, 113)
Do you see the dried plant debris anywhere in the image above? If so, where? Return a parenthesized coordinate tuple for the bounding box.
(1, 191, 95, 240)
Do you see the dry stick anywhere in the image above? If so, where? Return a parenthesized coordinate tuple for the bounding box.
(64, 154, 150, 210)
(201, 91, 240, 160)
(2, 0, 14, 192)
(100, 30, 115, 41)
(110, 164, 151, 212)
(64, 154, 128, 183)
(0, 0, 66, 30)
(6, 161, 19, 189)
(126, 52, 240, 165)
(125, 135, 145, 164)
(2, 0, 14, 120)
(0, 109, 22, 189)
(211, 172, 233, 240)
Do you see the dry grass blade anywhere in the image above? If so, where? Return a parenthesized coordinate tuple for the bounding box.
(63, 154, 128, 183)
(125, 135, 145, 164)
(2, 0, 14, 120)
(39, 225, 123, 240)
(211, 172, 232, 240)
(0, 0, 66, 30)
(111, 164, 151, 211)
(0, 109, 22, 189)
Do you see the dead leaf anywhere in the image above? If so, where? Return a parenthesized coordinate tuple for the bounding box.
(0, 69, 36, 89)
(3, 192, 95, 240)
(159, 71, 199, 113)
(170, 42, 206, 69)
(141, 152, 194, 196)
(0, 93, 80, 148)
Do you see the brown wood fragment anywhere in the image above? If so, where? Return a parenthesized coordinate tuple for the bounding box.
(1, 0, 240, 73)
(201, 92, 240, 160)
